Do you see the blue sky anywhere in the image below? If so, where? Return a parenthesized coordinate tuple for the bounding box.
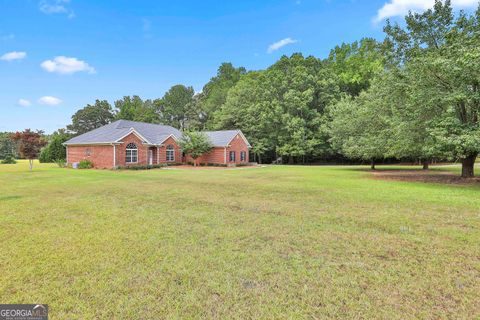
(1, 0, 478, 133)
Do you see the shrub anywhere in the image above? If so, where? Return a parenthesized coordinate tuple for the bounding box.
(55, 159, 67, 168)
(1, 154, 17, 164)
(39, 147, 52, 163)
(117, 164, 165, 170)
(78, 159, 93, 169)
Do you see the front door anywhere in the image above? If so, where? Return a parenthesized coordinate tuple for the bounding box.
(148, 150, 153, 165)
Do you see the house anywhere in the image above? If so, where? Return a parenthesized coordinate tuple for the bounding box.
(63, 120, 251, 168)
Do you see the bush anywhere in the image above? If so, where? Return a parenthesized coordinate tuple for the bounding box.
(78, 159, 93, 169)
(117, 164, 165, 170)
(55, 159, 67, 168)
(1, 154, 17, 164)
(39, 147, 52, 163)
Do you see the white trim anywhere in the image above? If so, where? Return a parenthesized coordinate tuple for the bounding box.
(225, 130, 251, 148)
(224, 147, 227, 164)
(157, 146, 160, 164)
(158, 133, 178, 145)
(66, 146, 68, 164)
(125, 142, 138, 164)
(115, 128, 151, 144)
(166, 144, 175, 162)
(64, 142, 121, 146)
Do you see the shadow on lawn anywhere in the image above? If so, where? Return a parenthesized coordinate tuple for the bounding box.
(0, 195, 23, 201)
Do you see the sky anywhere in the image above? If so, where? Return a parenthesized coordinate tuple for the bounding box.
(1, 0, 478, 133)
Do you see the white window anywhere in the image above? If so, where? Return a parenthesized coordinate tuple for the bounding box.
(229, 151, 236, 162)
(126, 143, 138, 163)
(240, 151, 246, 162)
(166, 145, 175, 162)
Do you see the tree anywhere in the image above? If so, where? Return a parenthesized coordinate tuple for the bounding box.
(0, 132, 18, 159)
(67, 100, 115, 135)
(215, 54, 339, 163)
(328, 79, 393, 169)
(115, 96, 159, 123)
(200, 62, 246, 128)
(39, 129, 71, 163)
(158, 85, 195, 130)
(328, 38, 384, 97)
(178, 131, 213, 166)
(383, 0, 480, 177)
(11, 130, 47, 170)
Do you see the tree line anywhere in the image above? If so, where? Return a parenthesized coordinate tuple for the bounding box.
(2, 1, 478, 177)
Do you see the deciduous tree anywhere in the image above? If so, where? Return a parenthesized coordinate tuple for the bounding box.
(11, 129, 47, 170)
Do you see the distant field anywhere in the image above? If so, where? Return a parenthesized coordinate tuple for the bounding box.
(0, 161, 479, 319)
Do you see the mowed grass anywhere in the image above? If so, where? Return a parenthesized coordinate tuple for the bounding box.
(0, 161, 479, 319)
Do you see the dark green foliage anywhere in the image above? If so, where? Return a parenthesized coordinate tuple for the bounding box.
(156, 85, 195, 130)
(67, 100, 115, 135)
(0, 132, 19, 159)
(39, 129, 71, 163)
(115, 96, 159, 123)
(39, 147, 51, 163)
(200, 63, 246, 128)
(327, 38, 384, 97)
(78, 159, 93, 169)
(117, 164, 165, 170)
(1, 154, 16, 164)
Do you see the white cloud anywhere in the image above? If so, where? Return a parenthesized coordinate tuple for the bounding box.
(39, 0, 75, 18)
(18, 99, 32, 107)
(374, 0, 478, 22)
(40, 56, 96, 74)
(267, 38, 298, 53)
(1, 51, 26, 61)
(38, 96, 62, 106)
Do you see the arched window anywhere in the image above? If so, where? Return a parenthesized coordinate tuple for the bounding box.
(166, 145, 175, 162)
(126, 143, 138, 163)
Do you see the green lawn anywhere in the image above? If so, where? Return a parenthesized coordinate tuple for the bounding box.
(0, 161, 479, 319)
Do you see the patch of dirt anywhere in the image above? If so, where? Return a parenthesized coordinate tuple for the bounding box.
(371, 170, 480, 185)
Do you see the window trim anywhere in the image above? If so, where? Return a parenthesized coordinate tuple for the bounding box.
(166, 144, 175, 162)
(229, 151, 236, 162)
(126, 143, 138, 164)
(240, 151, 246, 162)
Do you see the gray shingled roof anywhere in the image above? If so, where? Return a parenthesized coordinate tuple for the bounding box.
(202, 130, 251, 147)
(64, 120, 182, 145)
(64, 120, 251, 147)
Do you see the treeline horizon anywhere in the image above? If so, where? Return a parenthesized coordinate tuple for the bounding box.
(2, 0, 479, 177)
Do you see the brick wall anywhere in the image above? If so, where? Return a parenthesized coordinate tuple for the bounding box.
(115, 133, 148, 166)
(186, 133, 250, 165)
(226, 133, 249, 164)
(67, 145, 114, 169)
(157, 136, 182, 163)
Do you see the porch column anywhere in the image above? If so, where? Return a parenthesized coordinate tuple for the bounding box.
(157, 147, 160, 164)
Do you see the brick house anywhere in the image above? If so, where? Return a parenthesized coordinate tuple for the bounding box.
(64, 120, 251, 169)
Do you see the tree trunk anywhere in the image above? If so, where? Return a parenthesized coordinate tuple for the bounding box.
(461, 153, 477, 178)
(370, 159, 375, 170)
(422, 159, 430, 170)
(288, 156, 293, 164)
(29, 159, 33, 171)
(257, 154, 262, 164)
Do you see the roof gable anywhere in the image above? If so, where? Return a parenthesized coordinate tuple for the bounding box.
(202, 130, 251, 147)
